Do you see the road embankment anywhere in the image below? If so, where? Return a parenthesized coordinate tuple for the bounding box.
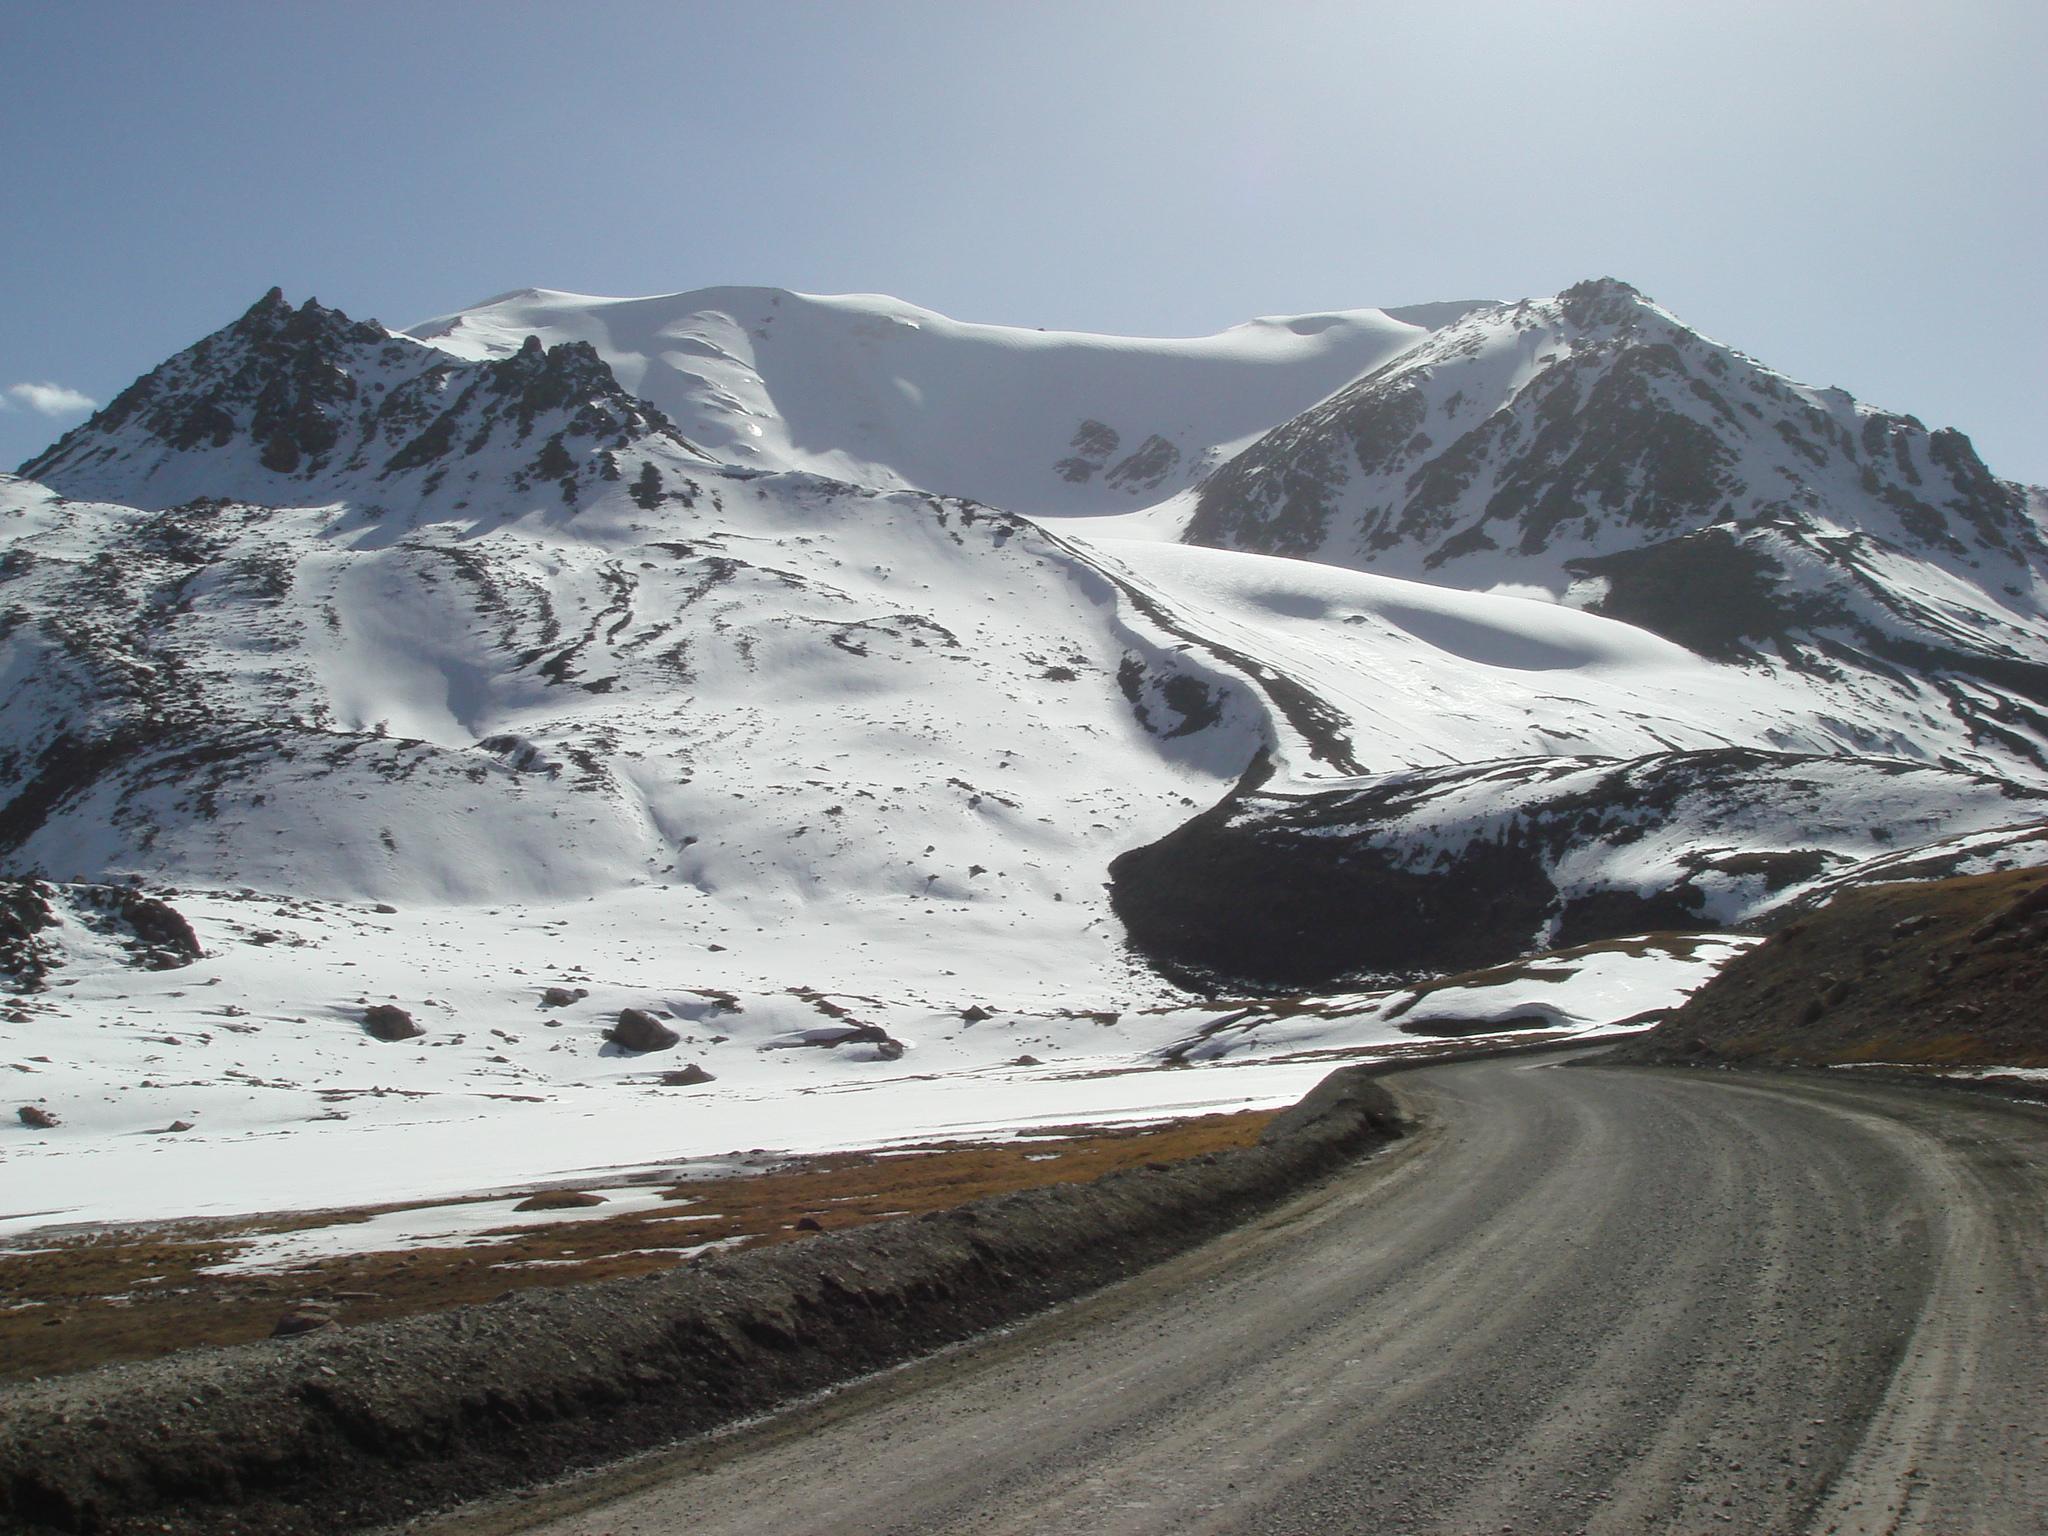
(0, 1068, 1404, 1535)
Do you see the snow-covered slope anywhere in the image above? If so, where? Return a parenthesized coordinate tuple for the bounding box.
(7, 281, 2048, 1233)
(408, 286, 1483, 518)
(1173, 277, 2048, 772)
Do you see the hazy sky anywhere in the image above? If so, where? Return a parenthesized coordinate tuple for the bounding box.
(4, 0, 2042, 482)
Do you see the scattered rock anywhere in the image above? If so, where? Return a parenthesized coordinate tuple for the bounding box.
(269, 1305, 337, 1338)
(511, 1190, 607, 1212)
(114, 890, 202, 967)
(793, 1216, 823, 1232)
(372, 904, 399, 915)
(960, 1005, 993, 1023)
(1011, 1054, 1043, 1067)
(16, 1105, 57, 1129)
(660, 1064, 716, 1086)
(363, 1004, 424, 1041)
(607, 1007, 680, 1052)
(540, 986, 588, 1008)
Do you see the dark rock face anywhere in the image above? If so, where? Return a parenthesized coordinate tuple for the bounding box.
(362, 1004, 423, 1041)
(105, 889, 201, 969)
(270, 1304, 337, 1339)
(512, 1190, 606, 1212)
(607, 1007, 680, 1052)
(1110, 747, 2048, 990)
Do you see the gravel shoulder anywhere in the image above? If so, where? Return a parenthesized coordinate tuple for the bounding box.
(433, 1055, 2048, 1536)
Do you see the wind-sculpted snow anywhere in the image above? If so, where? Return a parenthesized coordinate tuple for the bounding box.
(408, 285, 1480, 518)
(1110, 748, 2048, 987)
(0, 467, 1264, 927)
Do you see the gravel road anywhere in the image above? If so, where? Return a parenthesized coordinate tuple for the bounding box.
(430, 1056, 2048, 1535)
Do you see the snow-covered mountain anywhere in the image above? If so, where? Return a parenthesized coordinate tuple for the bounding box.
(20, 289, 708, 515)
(5, 278, 2046, 1229)
(1177, 277, 2048, 768)
(407, 285, 1490, 518)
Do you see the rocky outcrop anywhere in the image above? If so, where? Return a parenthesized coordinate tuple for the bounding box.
(0, 880, 200, 992)
(19, 290, 705, 511)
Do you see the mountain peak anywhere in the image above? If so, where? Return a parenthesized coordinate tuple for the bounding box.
(1555, 276, 1654, 330)
(19, 293, 703, 509)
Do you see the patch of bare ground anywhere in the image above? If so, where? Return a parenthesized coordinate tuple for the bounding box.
(1612, 863, 2048, 1079)
(0, 1112, 1272, 1385)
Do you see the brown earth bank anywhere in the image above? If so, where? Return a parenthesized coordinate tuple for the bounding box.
(0, 1069, 1404, 1536)
(1610, 863, 2048, 1078)
(0, 1112, 1280, 1386)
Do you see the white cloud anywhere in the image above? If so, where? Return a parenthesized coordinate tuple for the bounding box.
(6, 382, 98, 417)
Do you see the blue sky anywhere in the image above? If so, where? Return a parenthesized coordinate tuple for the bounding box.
(4, 0, 2043, 482)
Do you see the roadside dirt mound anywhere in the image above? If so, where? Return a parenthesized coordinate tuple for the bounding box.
(0, 1071, 1403, 1536)
(1613, 864, 2048, 1069)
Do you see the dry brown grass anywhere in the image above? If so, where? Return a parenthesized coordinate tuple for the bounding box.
(1620, 864, 2048, 1070)
(0, 1110, 1272, 1383)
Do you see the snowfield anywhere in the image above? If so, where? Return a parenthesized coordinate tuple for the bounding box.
(1, 882, 1743, 1241)
(4, 277, 2046, 1240)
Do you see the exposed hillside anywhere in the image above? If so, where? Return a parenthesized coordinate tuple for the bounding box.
(1110, 749, 2048, 989)
(1612, 860, 2048, 1069)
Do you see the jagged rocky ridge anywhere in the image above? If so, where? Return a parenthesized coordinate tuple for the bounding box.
(20, 289, 707, 513)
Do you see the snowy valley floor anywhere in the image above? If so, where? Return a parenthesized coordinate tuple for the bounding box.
(1, 888, 1753, 1379)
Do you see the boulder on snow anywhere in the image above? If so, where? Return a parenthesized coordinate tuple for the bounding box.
(114, 890, 202, 966)
(16, 1105, 58, 1129)
(540, 985, 588, 1008)
(660, 1063, 716, 1086)
(363, 1003, 424, 1041)
(512, 1190, 607, 1212)
(608, 1007, 680, 1052)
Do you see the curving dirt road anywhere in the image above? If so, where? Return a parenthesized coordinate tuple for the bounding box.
(435, 1056, 2048, 1535)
